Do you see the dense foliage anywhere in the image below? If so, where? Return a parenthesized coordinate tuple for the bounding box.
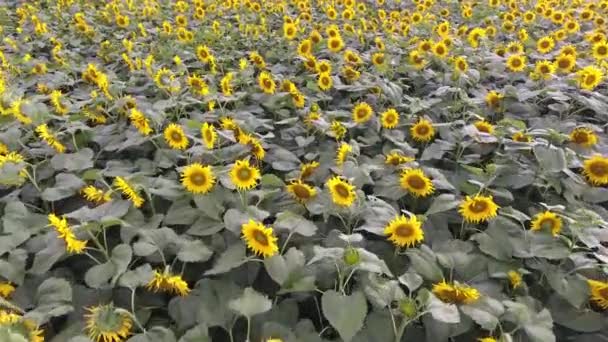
(0, 0, 608, 341)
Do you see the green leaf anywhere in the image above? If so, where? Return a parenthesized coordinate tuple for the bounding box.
(41, 173, 85, 202)
(196, 279, 241, 328)
(425, 194, 460, 215)
(228, 287, 272, 318)
(322, 290, 367, 342)
(85, 262, 115, 288)
(427, 293, 460, 323)
(274, 211, 318, 237)
(111, 244, 132, 283)
(50, 148, 94, 171)
(534, 145, 566, 173)
(164, 199, 199, 225)
(204, 243, 247, 275)
(177, 240, 213, 263)
(405, 246, 443, 282)
(178, 325, 211, 342)
(119, 264, 154, 289)
(461, 296, 504, 330)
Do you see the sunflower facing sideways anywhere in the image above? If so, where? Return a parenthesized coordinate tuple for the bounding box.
(432, 280, 480, 304)
(0, 310, 44, 342)
(474, 120, 494, 134)
(384, 214, 424, 248)
(84, 304, 132, 342)
(459, 195, 499, 223)
(163, 123, 189, 150)
(400, 168, 435, 197)
(410, 119, 435, 142)
(181, 163, 215, 194)
(242, 219, 278, 258)
(326, 176, 357, 207)
(230, 159, 261, 190)
(201, 122, 217, 149)
(385, 152, 414, 166)
(286, 179, 317, 203)
(587, 279, 608, 310)
(530, 211, 563, 236)
(583, 155, 608, 186)
(146, 268, 190, 296)
(569, 127, 598, 148)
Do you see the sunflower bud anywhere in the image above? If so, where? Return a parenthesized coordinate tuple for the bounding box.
(343, 247, 360, 265)
(399, 298, 418, 318)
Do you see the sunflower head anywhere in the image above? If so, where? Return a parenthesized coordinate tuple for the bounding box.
(474, 120, 494, 134)
(201, 122, 217, 149)
(181, 163, 215, 194)
(576, 65, 604, 90)
(163, 123, 189, 150)
(508, 270, 522, 289)
(583, 155, 608, 186)
(317, 72, 333, 91)
(326, 176, 356, 207)
(352, 102, 373, 124)
(286, 179, 316, 203)
(485, 90, 503, 109)
(384, 214, 424, 248)
(300, 161, 320, 180)
(432, 280, 480, 304)
(84, 304, 133, 342)
(569, 127, 598, 147)
(230, 159, 261, 191)
(512, 131, 531, 142)
(506, 54, 527, 72)
(410, 119, 435, 142)
(0, 310, 44, 342)
(258, 71, 276, 94)
(459, 195, 499, 223)
(242, 219, 279, 258)
(399, 168, 434, 197)
(588, 279, 608, 310)
(385, 152, 414, 166)
(380, 108, 399, 129)
(335, 142, 352, 166)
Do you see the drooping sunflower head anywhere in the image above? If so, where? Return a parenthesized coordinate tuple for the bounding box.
(335, 142, 352, 166)
(230, 159, 261, 191)
(383, 214, 424, 248)
(181, 163, 215, 194)
(474, 120, 494, 134)
(459, 195, 499, 223)
(569, 127, 598, 147)
(84, 304, 133, 342)
(385, 152, 414, 166)
(587, 279, 608, 310)
(410, 119, 435, 142)
(352, 102, 373, 124)
(201, 122, 217, 149)
(146, 269, 190, 296)
(512, 131, 532, 142)
(399, 168, 435, 197)
(432, 280, 480, 304)
(163, 123, 189, 150)
(380, 108, 399, 129)
(326, 176, 356, 207)
(583, 155, 608, 186)
(300, 161, 320, 180)
(242, 219, 279, 258)
(286, 179, 317, 203)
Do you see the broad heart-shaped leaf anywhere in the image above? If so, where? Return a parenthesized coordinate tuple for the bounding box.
(177, 239, 213, 263)
(111, 244, 132, 283)
(503, 298, 555, 342)
(41, 173, 85, 202)
(228, 287, 272, 318)
(26, 277, 74, 324)
(405, 245, 443, 282)
(425, 194, 461, 215)
(196, 279, 241, 329)
(119, 264, 154, 289)
(0, 330, 28, 342)
(204, 243, 247, 275)
(50, 148, 94, 171)
(427, 293, 460, 324)
(548, 295, 608, 333)
(322, 290, 367, 342)
(84, 262, 115, 288)
(274, 211, 318, 237)
(533, 145, 566, 173)
(461, 296, 504, 330)
(127, 327, 177, 342)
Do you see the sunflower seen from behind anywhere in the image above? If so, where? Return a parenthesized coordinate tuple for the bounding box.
(384, 214, 424, 248)
(459, 195, 499, 223)
(242, 219, 278, 258)
(530, 211, 562, 236)
(163, 123, 189, 150)
(84, 304, 132, 342)
(181, 163, 215, 194)
(399, 168, 434, 197)
(230, 159, 261, 190)
(326, 176, 356, 207)
(583, 155, 608, 186)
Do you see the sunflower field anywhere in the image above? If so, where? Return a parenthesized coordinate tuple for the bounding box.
(1, 0, 608, 341)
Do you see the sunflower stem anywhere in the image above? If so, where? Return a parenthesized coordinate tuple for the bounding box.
(280, 231, 294, 255)
(245, 316, 251, 342)
(130, 288, 147, 334)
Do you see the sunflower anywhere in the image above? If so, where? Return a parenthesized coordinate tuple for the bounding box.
(187, 74, 209, 96)
(409, 50, 427, 69)
(81, 185, 111, 204)
(327, 36, 344, 52)
(587, 279, 608, 309)
(317, 72, 333, 91)
(410, 119, 435, 142)
(432, 280, 480, 304)
(230, 159, 261, 190)
(341, 66, 361, 82)
(506, 54, 527, 72)
(48, 213, 88, 254)
(36, 124, 66, 153)
(336, 142, 352, 166)
(570, 127, 598, 147)
(384, 214, 424, 248)
(454, 56, 468, 73)
(385, 152, 414, 166)
(459, 195, 499, 223)
(286, 179, 317, 203)
(536, 36, 555, 54)
(316, 60, 332, 74)
(344, 50, 363, 66)
(181, 163, 215, 194)
(479, 338, 497, 342)
(576, 65, 604, 90)
(129, 108, 153, 136)
(554, 53, 575, 73)
(0, 282, 15, 298)
(84, 304, 133, 342)
(201, 122, 217, 149)
(163, 123, 189, 150)
(242, 219, 279, 258)
(380, 109, 399, 129)
(432, 41, 449, 58)
(283, 22, 297, 40)
(530, 211, 562, 236)
(474, 120, 494, 134)
(583, 155, 608, 186)
(300, 161, 320, 180)
(508, 270, 522, 289)
(534, 60, 556, 80)
(371, 52, 385, 66)
(512, 131, 532, 142)
(0, 310, 44, 342)
(326, 176, 356, 207)
(297, 39, 312, 57)
(352, 102, 373, 124)
(220, 72, 234, 96)
(146, 269, 190, 296)
(592, 41, 608, 60)
(400, 168, 434, 197)
(506, 41, 524, 54)
(304, 56, 317, 72)
(114, 176, 144, 208)
(485, 90, 503, 109)
(258, 71, 276, 94)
